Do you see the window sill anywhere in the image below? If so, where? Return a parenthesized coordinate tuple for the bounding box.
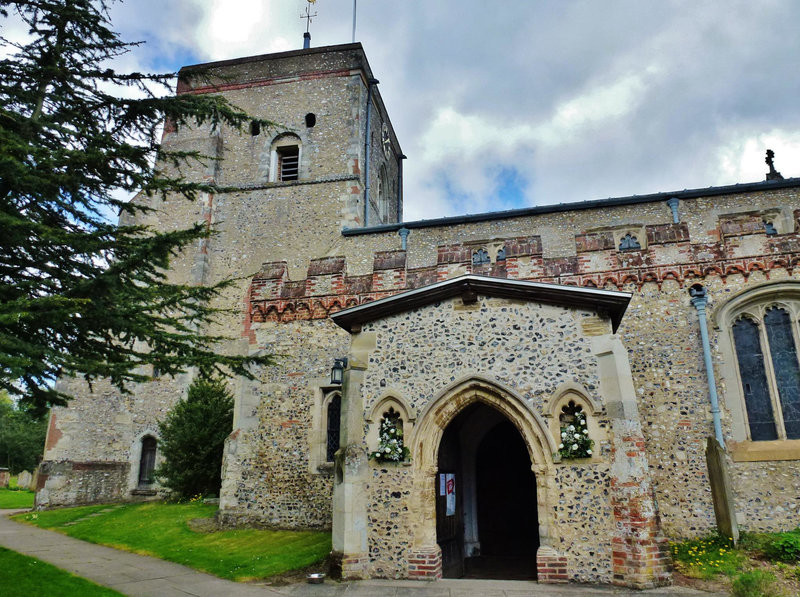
(131, 488, 158, 496)
(555, 456, 601, 465)
(730, 439, 800, 462)
(316, 462, 334, 476)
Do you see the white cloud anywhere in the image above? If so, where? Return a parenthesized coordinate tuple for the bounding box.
(187, 0, 303, 60)
(6, 0, 799, 220)
(716, 131, 800, 185)
(536, 72, 651, 145)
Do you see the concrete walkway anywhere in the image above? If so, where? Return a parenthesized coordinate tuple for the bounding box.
(0, 510, 728, 597)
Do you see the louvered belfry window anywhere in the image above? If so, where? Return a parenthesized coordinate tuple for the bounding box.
(277, 145, 299, 181)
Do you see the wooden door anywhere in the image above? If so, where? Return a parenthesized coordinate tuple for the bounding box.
(436, 470, 464, 577)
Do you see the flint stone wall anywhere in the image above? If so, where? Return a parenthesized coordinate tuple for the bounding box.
(35, 43, 800, 584)
(358, 296, 616, 582)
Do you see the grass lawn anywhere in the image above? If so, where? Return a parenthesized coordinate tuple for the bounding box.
(0, 546, 123, 596)
(0, 478, 35, 509)
(14, 502, 331, 582)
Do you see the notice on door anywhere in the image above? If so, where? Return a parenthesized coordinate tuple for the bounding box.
(445, 473, 456, 516)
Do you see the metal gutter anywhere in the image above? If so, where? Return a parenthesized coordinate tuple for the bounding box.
(342, 178, 800, 237)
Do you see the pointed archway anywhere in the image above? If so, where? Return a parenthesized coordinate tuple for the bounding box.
(436, 402, 539, 579)
(407, 376, 558, 581)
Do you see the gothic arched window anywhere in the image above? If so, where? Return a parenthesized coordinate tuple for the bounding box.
(325, 391, 342, 462)
(732, 307, 800, 441)
(138, 436, 157, 486)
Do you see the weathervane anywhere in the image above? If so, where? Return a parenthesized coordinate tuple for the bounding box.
(301, 0, 317, 49)
(302, 0, 317, 34)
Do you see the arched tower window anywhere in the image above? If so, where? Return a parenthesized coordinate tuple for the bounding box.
(269, 133, 302, 182)
(138, 436, 157, 486)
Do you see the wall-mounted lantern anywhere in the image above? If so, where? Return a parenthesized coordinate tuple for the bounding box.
(330, 358, 348, 385)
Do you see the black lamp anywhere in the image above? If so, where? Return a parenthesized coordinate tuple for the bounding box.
(330, 358, 347, 385)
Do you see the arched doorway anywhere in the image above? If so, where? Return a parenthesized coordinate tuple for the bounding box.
(436, 402, 538, 579)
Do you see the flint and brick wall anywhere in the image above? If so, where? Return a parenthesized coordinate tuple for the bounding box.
(36, 41, 800, 587)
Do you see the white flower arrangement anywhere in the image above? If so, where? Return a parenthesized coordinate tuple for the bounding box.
(558, 411, 594, 460)
(370, 413, 410, 463)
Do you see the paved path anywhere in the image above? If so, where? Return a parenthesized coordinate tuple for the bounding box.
(1, 510, 728, 596)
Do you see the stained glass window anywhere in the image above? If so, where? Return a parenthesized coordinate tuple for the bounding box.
(764, 308, 800, 439)
(733, 317, 777, 441)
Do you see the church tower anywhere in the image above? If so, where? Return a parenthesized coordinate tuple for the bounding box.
(168, 42, 404, 279)
(36, 43, 403, 508)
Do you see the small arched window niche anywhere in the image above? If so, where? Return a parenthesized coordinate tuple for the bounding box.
(557, 401, 593, 459)
(547, 387, 605, 463)
(325, 391, 342, 463)
(366, 396, 415, 464)
(377, 165, 390, 225)
(269, 133, 301, 182)
(309, 387, 342, 474)
(138, 435, 157, 487)
(715, 282, 800, 461)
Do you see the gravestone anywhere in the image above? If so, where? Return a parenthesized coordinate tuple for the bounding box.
(17, 470, 33, 490)
(0, 468, 8, 489)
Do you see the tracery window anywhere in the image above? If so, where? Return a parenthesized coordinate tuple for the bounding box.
(732, 305, 800, 441)
(472, 248, 490, 265)
(618, 233, 641, 251)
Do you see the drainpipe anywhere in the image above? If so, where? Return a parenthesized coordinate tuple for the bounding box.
(666, 197, 680, 224)
(689, 285, 725, 446)
(363, 77, 379, 227)
(396, 153, 406, 222)
(398, 227, 410, 250)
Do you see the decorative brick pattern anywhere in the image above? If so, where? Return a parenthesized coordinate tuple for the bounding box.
(340, 553, 369, 580)
(537, 546, 568, 583)
(373, 250, 406, 271)
(576, 231, 616, 253)
(307, 256, 346, 276)
(407, 546, 442, 580)
(646, 223, 690, 245)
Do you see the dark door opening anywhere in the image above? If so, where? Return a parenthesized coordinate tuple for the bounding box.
(436, 403, 538, 580)
(468, 419, 538, 579)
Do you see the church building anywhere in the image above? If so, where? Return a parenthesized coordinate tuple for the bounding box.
(35, 43, 800, 589)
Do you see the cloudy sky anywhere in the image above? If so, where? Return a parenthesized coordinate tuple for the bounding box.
(8, 1, 800, 221)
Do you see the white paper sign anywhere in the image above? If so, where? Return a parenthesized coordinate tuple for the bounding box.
(439, 474, 446, 496)
(445, 473, 456, 516)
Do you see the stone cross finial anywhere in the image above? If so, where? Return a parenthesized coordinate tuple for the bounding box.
(765, 149, 784, 181)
